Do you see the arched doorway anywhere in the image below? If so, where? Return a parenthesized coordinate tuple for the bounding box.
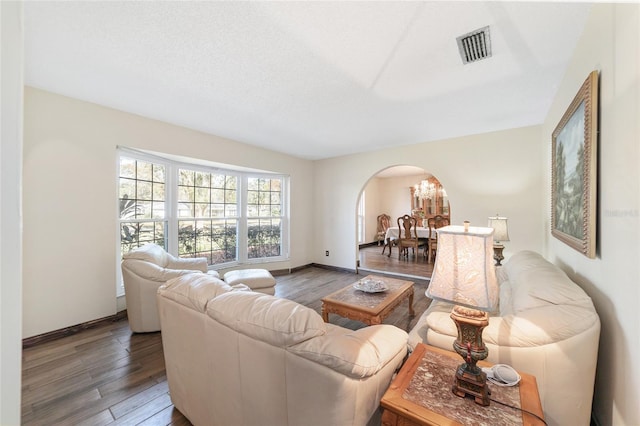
(357, 166, 450, 280)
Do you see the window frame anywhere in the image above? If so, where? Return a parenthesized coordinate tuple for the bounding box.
(116, 147, 290, 294)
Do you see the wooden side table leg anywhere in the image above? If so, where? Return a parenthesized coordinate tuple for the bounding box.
(381, 409, 399, 426)
(408, 288, 415, 316)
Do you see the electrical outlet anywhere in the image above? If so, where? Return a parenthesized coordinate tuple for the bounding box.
(325, 250, 329, 256)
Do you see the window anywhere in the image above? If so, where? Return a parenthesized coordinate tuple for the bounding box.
(357, 191, 365, 244)
(247, 177, 283, 259)
(177, 169, 238, 264)
(118, 149, 289, 270)
(118, 157, 167, 256)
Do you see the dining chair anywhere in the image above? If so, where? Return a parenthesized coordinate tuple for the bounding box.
(396, 214, 422, 259)
(376, 214, 391, 246)
(426, 215, 450, 263)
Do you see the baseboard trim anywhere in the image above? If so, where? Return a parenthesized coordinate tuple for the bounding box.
(22, 310, 128, 349)
(309, 263, 357, 274)
(357, 267, 431, 284)
(289, 264, 313, 274)
(358, 242, 379, 249)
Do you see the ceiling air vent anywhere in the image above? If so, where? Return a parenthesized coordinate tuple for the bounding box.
(457, 26, 491, 64)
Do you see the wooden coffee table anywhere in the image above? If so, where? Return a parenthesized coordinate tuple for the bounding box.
(321, 275, 414, 325)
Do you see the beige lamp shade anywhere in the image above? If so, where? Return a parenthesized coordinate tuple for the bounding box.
(488, 216, 510, 242)
(426, 225, 498, 312)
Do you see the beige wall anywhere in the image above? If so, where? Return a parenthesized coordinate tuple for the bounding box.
(363, 173, 423, 245)
(378, 174, 423, 223)
(1, 2, 24, 424)
(22, 88, 314, 338)
(314, 125, 544, 270)
(541, 4, 640, 426)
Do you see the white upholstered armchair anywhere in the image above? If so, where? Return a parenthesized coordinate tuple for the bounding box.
(121, 244, 216, 332)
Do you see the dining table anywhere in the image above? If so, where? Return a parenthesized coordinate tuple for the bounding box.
(383, 226, 433, 258)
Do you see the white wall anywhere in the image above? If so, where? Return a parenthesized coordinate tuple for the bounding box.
(362, 173, 423, 244)
(1, 3, 23, 424)
(23, 87, 314, 338)
(542, 4, 639, 426)
(363, 173, 417, 244)
(362, 176, 381, 244)
(314, 125, 544, 270)
(378, 174, 424, 223)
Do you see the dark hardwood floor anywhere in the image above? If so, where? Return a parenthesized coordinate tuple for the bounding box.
(358, 243, 434, 280)
(22, 264, 432, 426)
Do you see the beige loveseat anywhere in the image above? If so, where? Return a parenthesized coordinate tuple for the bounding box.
(408, 250, 600, 426)
(157, 273, 409, 426)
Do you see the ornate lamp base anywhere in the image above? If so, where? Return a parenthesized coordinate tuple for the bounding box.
(493, 243, 505, 266)
(452, 358, 490, 406)
(450, 306, 490, 406)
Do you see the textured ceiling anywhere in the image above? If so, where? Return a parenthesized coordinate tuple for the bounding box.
(24, 1, 591, 160)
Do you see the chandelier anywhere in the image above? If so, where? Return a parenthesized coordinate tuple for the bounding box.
(414, 180, 436, 200)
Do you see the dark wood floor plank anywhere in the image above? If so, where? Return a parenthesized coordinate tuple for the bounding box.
(22, 357, 85, 389)
(111, 392, 173, 425)
(22, 262, 432, 426)
(97, 361, 164, 398)
(75, 409, 115, 426)
(109, 380, 170, 419)
(22, 328, 116, 365)
(22, 369, 93, 408)
(135, 404, 186, 426)
(22, 388, 102, 426)
(87, 354, 143, 381)
(359, 244, 434, 279)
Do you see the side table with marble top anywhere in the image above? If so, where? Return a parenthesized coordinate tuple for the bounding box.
(381, 344, 545, 426)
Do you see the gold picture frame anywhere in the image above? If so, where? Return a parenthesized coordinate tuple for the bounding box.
(551, 70, 599, 258)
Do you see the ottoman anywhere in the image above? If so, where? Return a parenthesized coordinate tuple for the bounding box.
(223, 269, 276, 295)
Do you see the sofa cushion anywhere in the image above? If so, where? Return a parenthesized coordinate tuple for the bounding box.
(497, 280, 513, 316)
(159, 273, 237, 313)
(123, 243, 209, 274)
(207, 291, 326, 346)
(124, 243, 169, 266)
(289, 324, 408, 379)
(424, 298, 599, 346)
(223, 268, 276, 289)
(504, 251, 594, 314)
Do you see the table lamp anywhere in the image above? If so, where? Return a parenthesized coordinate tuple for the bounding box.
(487, 215, 509, 266)
(426, 224, 498, 406)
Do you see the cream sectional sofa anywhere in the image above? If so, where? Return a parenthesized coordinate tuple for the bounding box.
(408, 250, 600, 426)
(157, 273, 409, 426)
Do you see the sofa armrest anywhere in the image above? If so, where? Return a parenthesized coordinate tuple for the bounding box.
(288, 324, 408, 379)
(165, 256, 208, 272)
(122, 260, 205, 282)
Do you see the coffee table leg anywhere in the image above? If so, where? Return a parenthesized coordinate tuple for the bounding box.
(408, 288, 415, 316)
(321, 303, 329, 323)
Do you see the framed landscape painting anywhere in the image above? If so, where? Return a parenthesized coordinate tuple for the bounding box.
(551, 70, 599, 258)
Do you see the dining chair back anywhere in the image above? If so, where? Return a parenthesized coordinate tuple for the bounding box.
(396, 214, 422, 259)
(376, 214, 391, 246)
(426, 215, 450, 263)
